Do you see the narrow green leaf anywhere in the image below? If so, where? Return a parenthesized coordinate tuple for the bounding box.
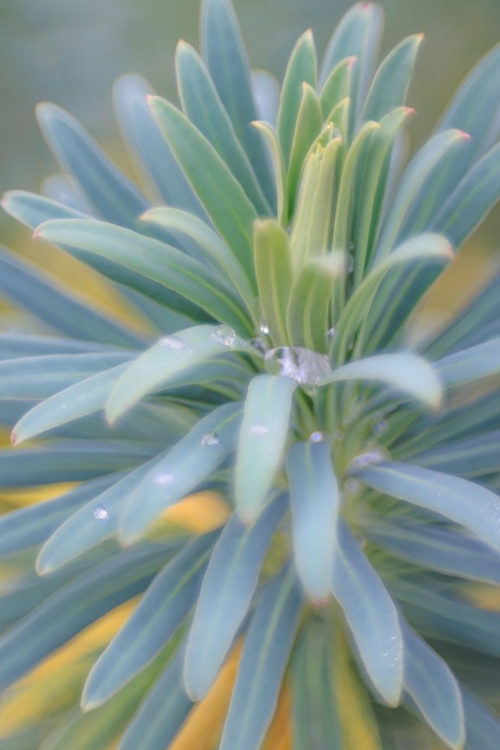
(0, 333, 113, 359)
(36, 219, 249, 333)
(354, 461, 500, 554)
(149, 96, 258, 285)
(119, 403, 241, 543)
(118, 644, 193, 750)
(462, 689, 500, 750)
(319, 352, 442, 408)
(287, 441, 340, 601)
(287, 255, 341, 351)
(319, 56, 356, 119)
(2, 440, 157, 488)
(235, 375, 296, 523)
(0, 352, 130, 402)
(402, 622, 465, 750)
(286, 83, 323, 214)
(413, 430, 500, 479)
(361, 35, 423, 123)
(319, 3, 384, 132)
(431, 142, 500, 248)
(106, 325, 251, 423)
(219, 566, 303, 750)
(113, 73, 204, 215)
(251, 69, 280, 125)
(277, 30, 317, 167)
(35, 455, 169, 574)
(331, 520, 403, 706)
(254, 220, 293, 344)
(36, 103, 148, 228)
(334, 234, 452, 362)
(184, 496, 287, 700)
(437, 42, 500, 163)
(0, 244, 141, 348)
(364, 519, 500, 586)
(83, 532, 218, 707)
(0, 475, 117, 558)
(201, 0, 275, 207)
(374, 130, 470, 261)
(141, 207, 254, 310)
(291, 618, 343, 750)
(176, 42, 271, 215)
(436, 338, 500, 388)
(0, 544, 174, 691)
(12, 364, 126, 445)
(289, 136, 342, 272)
(252, 121, 287, 224)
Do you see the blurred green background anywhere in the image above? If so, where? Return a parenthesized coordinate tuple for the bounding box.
(1, 0, 500, 248)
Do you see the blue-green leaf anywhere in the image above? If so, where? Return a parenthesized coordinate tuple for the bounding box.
(149, 96, 258, 286)
(219, 566, 303, 750)
(402, 622, 465, 749)
(331, 520, 403, 706)
(106, 325, 252, 424)
(355, 462, 500, 554)
(235, 374, 296, 523)
(176, 42, 271, 215)
(462, 689, 500, 750)
(364, 518, 500, 586)
(0, 245, 141, 348)
(0, 475, 117, 558)
(36, 103, 148, 228)
(184, 495, 287, 700)
(0, 544, 175, 691)
(119, 403, 241, 544)
(361, 35, 423, 123)
(35, 219, 248, 332)
(118, 645, 193, 750)
(287, 441, 340, 602)
(319, 352, 442, 408)
(200, 0, 275, 207)
(113, 73, 204, 215)
(82, 532, 218, 707)
(277, 30, 317, 167)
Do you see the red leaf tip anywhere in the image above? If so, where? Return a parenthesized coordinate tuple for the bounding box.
(10, 430, 18, 446)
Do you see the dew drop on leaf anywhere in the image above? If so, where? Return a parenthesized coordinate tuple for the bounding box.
(249, 423, 269, 436)
(309, 431, 324, 443)
(264, 346, 330, 385)
(93, 505, 110, 520)
(154, 473, 173, 486)
(350, 447, 386, 470)
(212, 325, 236, 346)
(259, 319, 269, 335)
(373, 418, 389, 435)
(158, 335, 187, 350)
(201, 431, 220, 446)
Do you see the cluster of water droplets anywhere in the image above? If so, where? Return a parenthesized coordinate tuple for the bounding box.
(93, 505, 109, 520)
(201, 431, 220, 446)
(264, 346, 331, 386)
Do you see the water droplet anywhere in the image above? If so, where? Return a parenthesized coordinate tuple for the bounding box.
(309, 431, 324, 443)
(264, 346, 330, 386)
(154, 473, 173, 486)
(249, 423, 269, 436)
(212, 325, 236, 347)
(350, 447, 387, 470)
(93, 505, 109, 520)
(347, 255, 354, 273)
(159, 335, 187, 350)
(372, 418, 389, 436)
(201, 431, 220, 446)
(327, 327, 336, 340)
(331, 127, 342, 139)
(259, 319, 269, 335)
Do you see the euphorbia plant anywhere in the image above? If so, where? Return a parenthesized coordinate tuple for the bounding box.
(1, 0, 500, 748)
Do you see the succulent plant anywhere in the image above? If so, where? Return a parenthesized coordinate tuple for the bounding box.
(1, 0, 500, 747)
